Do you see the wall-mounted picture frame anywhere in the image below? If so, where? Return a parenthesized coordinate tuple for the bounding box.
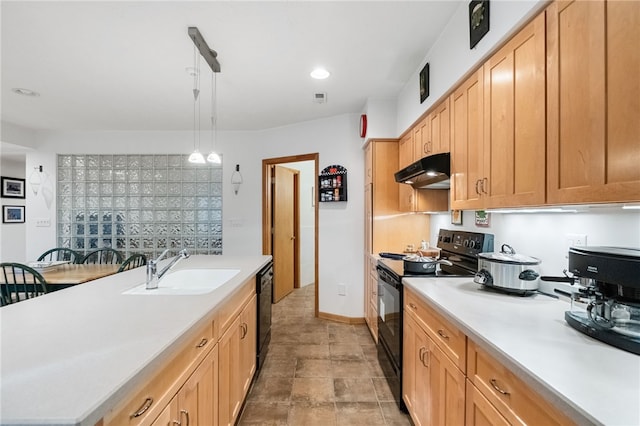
(1, 176, 26, 199)
(469, 0, 490, 49)
(3, 205, 25, 223)
(475, 210, 490, 227)
(451, 209, 463, 225)
(419, 62, 429, 104)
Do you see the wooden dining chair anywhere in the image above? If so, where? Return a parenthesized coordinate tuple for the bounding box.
(0, 263, 49, 306)
(117, 253, 147, 273)
(81, 248, 124, 265)
(37, 247, 82, 264)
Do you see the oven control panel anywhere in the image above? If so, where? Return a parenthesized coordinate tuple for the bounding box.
(437, 229, 494, 256)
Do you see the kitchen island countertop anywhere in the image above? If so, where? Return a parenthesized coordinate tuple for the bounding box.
(0, 255, 271, 426)
(403, 277, 640, 426)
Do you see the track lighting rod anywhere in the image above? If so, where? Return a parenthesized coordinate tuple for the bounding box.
(188, 27, 221, 73)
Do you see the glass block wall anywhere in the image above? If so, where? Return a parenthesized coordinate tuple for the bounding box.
(57, 154, 223, 259)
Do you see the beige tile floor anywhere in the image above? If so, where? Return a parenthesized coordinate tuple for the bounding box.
(238, 284, 412, 426)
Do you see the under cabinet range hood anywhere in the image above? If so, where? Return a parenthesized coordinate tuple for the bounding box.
(394, 152, 451, 189)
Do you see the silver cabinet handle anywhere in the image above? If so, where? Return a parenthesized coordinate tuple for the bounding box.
(130, 397, 153, 418)
(437, 329, 450, 340)
(408, 302, 418, 310)
(196, 338, 208, 348)
(490, 379, 510, 395)
(482, 177, 488, 194)
(475, 179, 481, 195)
(181, 409, 190, 426)
(419, 346, 429, 367)
(240, 323, 248, 339)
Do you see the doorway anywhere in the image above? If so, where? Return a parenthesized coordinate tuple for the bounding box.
(262, 154, 319, 315)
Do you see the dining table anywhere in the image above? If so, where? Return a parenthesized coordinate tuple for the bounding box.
(39, 263, 121, 289)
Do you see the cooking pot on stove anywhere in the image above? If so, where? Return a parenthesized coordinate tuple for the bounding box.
(473, 244, 541, 293)
(403, 253, 452, 274)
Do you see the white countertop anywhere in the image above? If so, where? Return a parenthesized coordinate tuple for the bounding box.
(0, 255, 271, 426)
(403, 277, 640, 426)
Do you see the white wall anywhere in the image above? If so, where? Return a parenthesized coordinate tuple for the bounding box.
(396, 0, 545, 133)
(0, 157, 27, 262)
(20, 114, 364, 318)
(429, 209, 640, 293)
(281, 160, 316, 287)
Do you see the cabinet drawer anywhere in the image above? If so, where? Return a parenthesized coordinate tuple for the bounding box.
(467, 340, 574, 426)
(104, 320, 215, 426)
(218, 277, 256, 336)
(404, 287, 466, 372)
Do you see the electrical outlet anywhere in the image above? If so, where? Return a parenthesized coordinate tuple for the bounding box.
(36, 218, 51, 227)
(337, 283, 347, 296)
(565, 234, 587, 257)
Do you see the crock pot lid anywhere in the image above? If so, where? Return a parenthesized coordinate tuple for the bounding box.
(478, 251, 541, 265)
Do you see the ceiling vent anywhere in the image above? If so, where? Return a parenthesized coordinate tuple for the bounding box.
(313, 92, 327, 103)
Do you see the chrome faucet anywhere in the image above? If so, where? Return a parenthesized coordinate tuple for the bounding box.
(146, 248, 190, 290)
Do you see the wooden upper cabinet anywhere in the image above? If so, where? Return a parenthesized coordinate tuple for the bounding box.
(428, 98, 451, 156)
(450, 68, 485, 210)
(365, 142, 373, 185)
(483, 12, 546, 208)
(413, 118, 429, 160)
(546, 0, 640, 204)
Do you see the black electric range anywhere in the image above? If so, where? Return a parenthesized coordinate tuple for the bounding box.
(376, 229, 494, 412)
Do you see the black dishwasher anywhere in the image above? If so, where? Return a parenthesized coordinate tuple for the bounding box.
(256, 261, 273, 371)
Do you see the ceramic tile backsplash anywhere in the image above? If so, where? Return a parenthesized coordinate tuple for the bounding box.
(57, 154, 223, 259)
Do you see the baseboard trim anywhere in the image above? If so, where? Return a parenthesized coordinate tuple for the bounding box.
(317, 311, 366, 325)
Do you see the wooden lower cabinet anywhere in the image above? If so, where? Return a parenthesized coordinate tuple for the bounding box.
(365, 254, 378, 343)
(103, 277, 257, 426)
(466, 380, 510, 426)
(218, 293, 257, 426)
(403, 307, 465, 426)
(152, 345, 219, 426)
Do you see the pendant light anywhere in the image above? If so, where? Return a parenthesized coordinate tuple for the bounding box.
(207, 71, 221, 164)
(188, 46, 205, 164)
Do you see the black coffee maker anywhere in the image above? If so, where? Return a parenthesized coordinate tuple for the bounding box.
(564, 246, 640, 355)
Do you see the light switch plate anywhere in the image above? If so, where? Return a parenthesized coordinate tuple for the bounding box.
(36, 218, 51, 227)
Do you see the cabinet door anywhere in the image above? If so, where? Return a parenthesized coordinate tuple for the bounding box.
(177, 346, 218, 426)
(465, 381, 510, 426)
(429, 341, 465, 426)
(240, 294, 257, 398)
(398, 133, 416, 212)
(546, 0, 640, 204)
(450, 68, 485, 210)
(218, 315, 243, 426)
(364, 184, 372, 254)
(403, 313, 430, 426)
(414, 118, 429, 159)
(365, 143, 373, 185)
(429, 98, 451, 155)
(483, 13, 546, 208)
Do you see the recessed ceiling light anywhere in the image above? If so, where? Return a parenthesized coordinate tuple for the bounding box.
(12, 88, 40, 97)
(310, 68, 330, 80)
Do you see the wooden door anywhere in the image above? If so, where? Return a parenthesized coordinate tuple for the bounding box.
(483, 13, 546, 208)
(546, 0, 640, 204)
(450, 68, 485, 210)
(272, 165, 297, 302)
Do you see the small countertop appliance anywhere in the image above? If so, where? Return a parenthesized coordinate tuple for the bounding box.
(564, 246, 640, 355)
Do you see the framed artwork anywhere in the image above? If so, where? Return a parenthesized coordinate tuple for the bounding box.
(419, 63, 429, 103)
(451, 209, 463, 225)
(469, 0, 490, 49)
(3, 205, 25, 223)
(475, 210, 490, 227)
(1, 176, 26, 198)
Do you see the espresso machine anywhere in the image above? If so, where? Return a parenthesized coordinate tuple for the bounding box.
(564, 246, 640, 355)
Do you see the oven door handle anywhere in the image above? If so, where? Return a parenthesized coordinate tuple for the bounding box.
(376, 266, 400, 287)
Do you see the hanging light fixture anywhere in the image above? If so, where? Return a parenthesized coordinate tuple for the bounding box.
(188, 45, 205, 164)
(207, 71, 221, 164)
